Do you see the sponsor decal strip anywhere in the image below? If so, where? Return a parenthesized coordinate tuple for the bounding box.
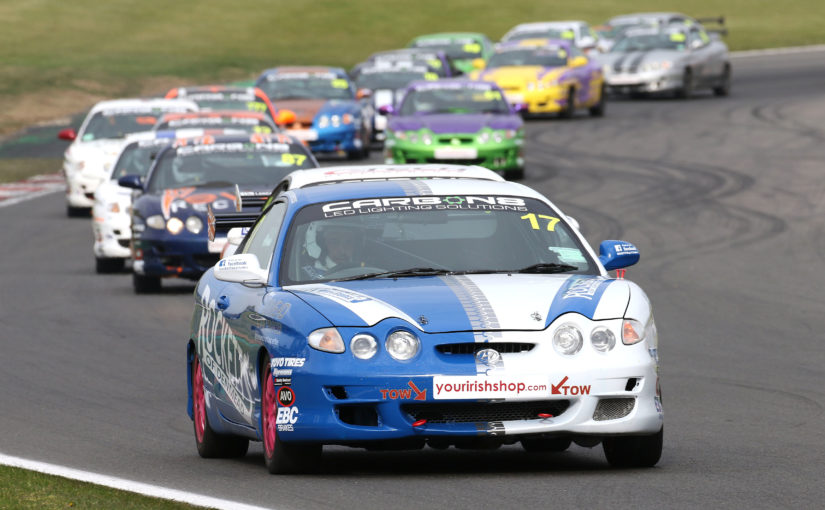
(433, 375, 549, 399)
(545, 276, 613, 323)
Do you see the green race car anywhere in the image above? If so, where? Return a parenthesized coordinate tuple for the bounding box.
(383, 80, 525, 179)
(408, 32, 494, 75)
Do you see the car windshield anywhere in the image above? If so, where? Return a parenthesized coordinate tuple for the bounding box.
(355, 70, 433, 91)
(155, 117, 274, 133)
(486, 48, 569, 68)
(611, 33, 687, 52)
(258, 74, 354, 101)
(370, 52, 449, 76)
(188, 97, 271, 116)
(81, 111, 160, 140)
(147, 142, 316, 191)
(411, 39, 484, 60)
(280, 195, 596, 285)
(111, 140, 171, 180)
(399, 86, 510, 115)
(506, 28, 565, 41)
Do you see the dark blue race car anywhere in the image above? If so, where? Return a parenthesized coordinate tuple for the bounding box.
(120, 133, 318, 293)
(186, 177, 663, 473)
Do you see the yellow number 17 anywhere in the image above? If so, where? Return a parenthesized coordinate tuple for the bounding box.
(521, 213, 560, 231)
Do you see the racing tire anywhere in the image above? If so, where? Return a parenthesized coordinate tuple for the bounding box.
(192, 355, 250, 458)
(560, 88, 576, 119)
(95, 257, 124, 274)
(261, 357, 322, 474)
(521, 437, 572, 453)
(676, 69, 694, 99)
(588, 85, 607, 117)
(602, 427, 663, 468)
(713, 64, 731, 97)
(132, 273, 161, 294)
(67, 205, 89, 218)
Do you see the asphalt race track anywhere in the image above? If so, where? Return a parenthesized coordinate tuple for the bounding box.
(1, 50, 823, 509)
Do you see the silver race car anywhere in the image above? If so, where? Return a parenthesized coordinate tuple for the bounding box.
(598, 24, 730, 98)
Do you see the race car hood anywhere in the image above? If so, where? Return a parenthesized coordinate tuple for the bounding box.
(287, 274, 633, 332)
(476, 66, 569, 86)
(274, 99, 359, 125)
(67, 139, 127, 165)
(389, 113, 522, 135)
(600, 50, 685, 73)
(137, 185, 271, 220)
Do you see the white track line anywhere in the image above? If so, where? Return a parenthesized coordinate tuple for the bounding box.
(731, 44, 825, 58)
(0, 453, 273, 510)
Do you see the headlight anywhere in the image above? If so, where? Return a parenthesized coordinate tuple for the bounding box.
(342, 113, 353, 125)
(395, 131, 407, 140)
(107, 202, 120, 214)
(407, 131, 419, 144)
(526, 82, 536, 91)
(602, 64, 612, 74)
(386, 330, 420, 360)
(640, 61, 672, 72)
(420, 132, 433, 145)
(317, 115, 330, 129)
(308, 327, 345, 353)
(350, 334, 378, 359)
(185, 216, 203, 234)
(476, 131, 491, 144)
(590, 326, 616, 352)
(166, 217, 184, 235)
(622, 319, 645, 345)
(553, 323, 583, 355)
(146, 215, 165, 230)
(331, 115, 341, 128)
(492, 131, 504, 143)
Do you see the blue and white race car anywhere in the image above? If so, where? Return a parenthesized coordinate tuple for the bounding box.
(187, 178, 663, 472)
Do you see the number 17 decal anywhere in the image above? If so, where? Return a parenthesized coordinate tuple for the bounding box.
(521, 213, 560, 231)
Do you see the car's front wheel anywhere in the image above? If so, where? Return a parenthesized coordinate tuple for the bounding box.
(713, 64, 731, 97)
(602, 427, 663, 468)
(560, 88, 576, 119)
(589, 85, 606, 117)
(192, 354, 249, 458)
(261, 357, 321, 474)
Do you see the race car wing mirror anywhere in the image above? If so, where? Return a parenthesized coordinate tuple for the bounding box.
(570, 56, 589, 68)
(598, 240, 640, 271)
(356, 88, 373, 100)
(57, 128, 77, 141)
(214, 253, 268, 287)
(117, 174, 143, 190)
(274, 109, 297, 126)
(378, 105, 395, 115)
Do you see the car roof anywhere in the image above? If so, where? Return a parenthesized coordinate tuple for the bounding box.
(508, 21, 586, 31)
(257, 66, 348, 78)
(495, 38, 573, 51)
(88, 98, 199, 115)
(283, 164, 505, 189)
(412, 32, 487, 41)
(285, 177, 545, 209)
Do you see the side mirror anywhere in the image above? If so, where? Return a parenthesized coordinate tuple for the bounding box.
(472, 58, 486, 70)
(570, 56, 589, 68)
(356, 88, 373, 100)
(511, 103, 528, 114)
(274, 109, 296, 126)
(117, 175, 143, 190)
(598, 240, 640, 271)
(214, 253, 268, 286)
(58, 128, 77, 141)
(378, 105, 395, 116)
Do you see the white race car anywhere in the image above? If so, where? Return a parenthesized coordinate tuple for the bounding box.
(91, 128, 247, 273)
(58, 98, 198, 217)
(501, 21, 601, 56)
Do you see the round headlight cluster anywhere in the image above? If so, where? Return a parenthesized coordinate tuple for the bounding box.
(590, 326, 616, 353)
(317, 115, 330, 129)
(477, 131, 491, 144)
(185, 216, 203, 234)
(420, 132, 433, 145)
(553, 323, 583, 355)
(350, 334, 378, 360)
(386, 330, 420, 361)
(146, 214, 165, 230)
(166, 217, 184, 235)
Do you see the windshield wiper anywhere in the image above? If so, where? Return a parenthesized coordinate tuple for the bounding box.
(334, 267, 451, 281)
(514, 262, 578, 274)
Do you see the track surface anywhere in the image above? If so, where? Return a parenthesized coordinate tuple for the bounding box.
(1, 51, 824, 509)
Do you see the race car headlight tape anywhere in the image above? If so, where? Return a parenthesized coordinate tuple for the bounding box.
(350, 334, 378, 359)
(386, 330, 419, 360)
(146, 215, 166, 230)
(185, 216, 203, 234)
(166, 217, 184, 235)
(553, 323, 583, 355)
(309, 328, 345, 353)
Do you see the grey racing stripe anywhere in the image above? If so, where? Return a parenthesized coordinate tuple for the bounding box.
(628, 51, 649, 72)
(396, 179, 433, 196)
(439, 275, 502, 374)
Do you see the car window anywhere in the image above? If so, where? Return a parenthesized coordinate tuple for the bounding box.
(241, 201, 288, 271)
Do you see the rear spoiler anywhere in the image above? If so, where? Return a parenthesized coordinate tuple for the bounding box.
(206, 184, 271, 241)
(696, 16, 727, 36)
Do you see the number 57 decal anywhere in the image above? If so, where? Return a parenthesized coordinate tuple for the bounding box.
(521, 213, 560, 231)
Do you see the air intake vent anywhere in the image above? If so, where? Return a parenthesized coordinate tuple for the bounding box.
(403, 400, 569, 424)
(593, 398, 635, 421)
(436, 342, 535, 355)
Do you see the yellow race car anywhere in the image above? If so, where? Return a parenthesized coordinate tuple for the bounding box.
(471, 39, 605, 118)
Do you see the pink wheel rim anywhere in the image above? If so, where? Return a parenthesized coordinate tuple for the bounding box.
(262, 369, 277, 457)
(193, 356, 206, 443)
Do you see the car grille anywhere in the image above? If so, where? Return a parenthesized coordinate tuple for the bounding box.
(436, 136, 474, 145)
(402, 400, 569, 424)
(593, 398, 635, 421)
(436, 342, 535, 355)
(425, 158, 485, 166)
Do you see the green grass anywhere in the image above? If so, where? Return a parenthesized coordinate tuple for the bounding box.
(0, 464, 205, 509)
(0, 159, 61, 183)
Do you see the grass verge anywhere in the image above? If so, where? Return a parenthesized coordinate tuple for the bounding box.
(0, 465, 204, 509)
